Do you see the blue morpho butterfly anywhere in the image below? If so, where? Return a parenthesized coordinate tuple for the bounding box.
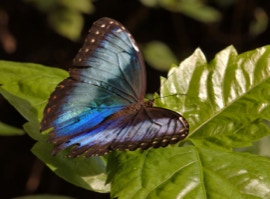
(41, 17, 189, 157)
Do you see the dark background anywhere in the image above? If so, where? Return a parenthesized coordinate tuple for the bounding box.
(0, 0, 270, 198)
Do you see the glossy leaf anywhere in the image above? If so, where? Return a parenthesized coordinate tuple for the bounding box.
(158, 45, 270, 151)
(108, 45, 270, 198)
(108, 146, 270, 199)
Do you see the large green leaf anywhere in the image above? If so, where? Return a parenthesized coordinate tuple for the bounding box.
(0, 61, 67, 122)
(107, 46, 270, 198)
(0, 61, 67, 139)
(108, 146, 270, 199)
(158, 45, 270, 151)
(32, 141, 110, 193)
(0, 61, 109, 192)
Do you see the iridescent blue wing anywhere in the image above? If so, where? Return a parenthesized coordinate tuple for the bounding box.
(53, 105, 189, 157)
(41, 18, 146, 139)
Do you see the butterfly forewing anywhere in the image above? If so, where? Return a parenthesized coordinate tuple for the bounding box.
(72, 18, 146, 101)
(41, 18, 145, 134)
(41, 17, 189, 157)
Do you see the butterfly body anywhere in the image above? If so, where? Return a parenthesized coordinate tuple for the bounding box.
(41, 17, 189, 157)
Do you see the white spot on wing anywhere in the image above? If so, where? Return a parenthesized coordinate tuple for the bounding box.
(116, 28, 122, 33)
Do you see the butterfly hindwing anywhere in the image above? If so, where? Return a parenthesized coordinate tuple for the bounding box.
(52, 104, 189, 157)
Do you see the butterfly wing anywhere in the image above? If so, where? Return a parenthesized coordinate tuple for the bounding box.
(41, 18, 146, 140)
(41, 17, 189, 157)
(52, 105, 189, 157)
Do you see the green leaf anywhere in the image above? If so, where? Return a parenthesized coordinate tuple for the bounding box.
(58, 0, 94, 13)
(199, 148, 270, 199)
(143, 41, 178, 71)
(0, 60, 109, 192)
(157, 45, 270, 151)
(0, 61, 61, 141)
(32, 141, 110, 193)
(0, 122, 24, 136)
(257, 134, 270, 157)
(249, 7, 268, 36)
(108, 146, 270, 199)
(108, 45, 270, 198)
(0, 61, 67, 123)
(108, 147, 201, 199)
(48, 8, 84, 41)
(178, 2, 221, 23)
(0, 88, 40, 140)
(25, 0, 94, 40)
